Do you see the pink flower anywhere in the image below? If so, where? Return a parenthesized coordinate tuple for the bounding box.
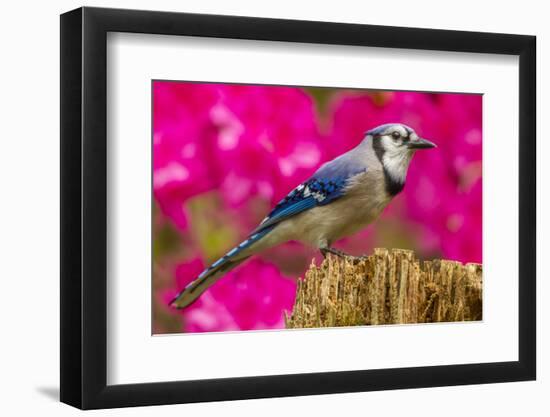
(433, 94, 482, 174)
(153, 82, 323, 232)
(166, 257, 297, 333)
(216, 85, 323, 208)
(153, 82, 225, 229)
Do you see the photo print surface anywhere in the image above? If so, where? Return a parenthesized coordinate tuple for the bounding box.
(152, 81, 482, 334)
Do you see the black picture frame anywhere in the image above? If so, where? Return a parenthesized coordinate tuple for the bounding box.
(60, 6, 536, 410)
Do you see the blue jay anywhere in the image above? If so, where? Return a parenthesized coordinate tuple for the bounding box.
(171, 123, 436, 309)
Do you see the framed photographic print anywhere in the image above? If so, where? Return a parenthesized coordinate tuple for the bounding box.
(60, 6, 536, 409)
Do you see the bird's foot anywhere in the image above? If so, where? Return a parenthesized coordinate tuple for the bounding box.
(320, 247, 347, 258)
(320, 247, 368, 261)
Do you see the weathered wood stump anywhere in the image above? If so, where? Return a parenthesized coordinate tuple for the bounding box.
(285, 248, 482, 328)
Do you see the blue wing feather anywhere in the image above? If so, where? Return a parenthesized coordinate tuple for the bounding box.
(253, 165, 366, 234)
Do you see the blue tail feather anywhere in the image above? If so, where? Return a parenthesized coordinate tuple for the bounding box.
(170, 225, 275, 309)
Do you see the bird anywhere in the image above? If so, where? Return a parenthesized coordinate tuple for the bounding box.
(171, 123, 436, 309)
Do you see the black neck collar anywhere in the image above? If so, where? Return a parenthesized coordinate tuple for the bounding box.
(372, 136, 405, 197)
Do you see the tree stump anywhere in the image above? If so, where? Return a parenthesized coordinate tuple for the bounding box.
(285, 248, 482, 329)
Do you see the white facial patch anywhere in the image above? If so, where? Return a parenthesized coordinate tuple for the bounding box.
(381, 136, 413, 183)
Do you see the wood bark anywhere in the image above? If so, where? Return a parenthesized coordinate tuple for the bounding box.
(285, 248, 482, 328)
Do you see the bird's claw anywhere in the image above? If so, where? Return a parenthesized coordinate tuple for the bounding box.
(320, 247, 368, 261)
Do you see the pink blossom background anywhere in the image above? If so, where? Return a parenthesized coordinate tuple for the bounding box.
(152, 81, 482, 334)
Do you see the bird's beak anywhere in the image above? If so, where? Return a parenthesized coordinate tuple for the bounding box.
(408, 138, 437, 149)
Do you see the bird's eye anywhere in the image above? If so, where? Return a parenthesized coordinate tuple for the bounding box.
(391, 131, 401, 139)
